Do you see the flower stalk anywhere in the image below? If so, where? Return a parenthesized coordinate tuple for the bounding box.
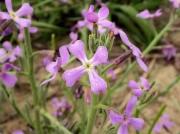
(85, 94, 98, 134)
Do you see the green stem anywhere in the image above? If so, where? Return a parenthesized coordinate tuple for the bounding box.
(39, 108, 72, 134)
(143, 14, 174, 56)
(24, 28, 42, 134)
(147, 105, 166, 134)
(85, 95, 98, 134)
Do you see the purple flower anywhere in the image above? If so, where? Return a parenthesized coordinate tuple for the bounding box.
(109, 96, 144, 134)
(128, 77, 150, 97)
(51, 97, 71, 117)
(0, 0, 33, 28)
(12, 130, 24, 134)
(169, 0, 180, 8)
(107, 68, 116, 80)
(41, 45, 69, 85)
(85, 5, 112, 28)
(162, 44, 176, 61)
(0, 63, 19, 88)
(18, 26, 38, 41)
(153, 114, 174, 133)
(137, 9, 162, 19)
(63, 40, 108, 94)
(76, 5, 112, 33)
(76, 8, 94, 31)
(0, 41, 22, 63)
(118, 29, 148, 72)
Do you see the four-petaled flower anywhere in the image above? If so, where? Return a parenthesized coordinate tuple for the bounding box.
(137, 9, 162, 19)
(76, 5, 113, 34)
(0, 41, 22, 63)
(109, 96, 144, 134)
(51, 97, 71, 117)
(128, 77, 151, 97)
(41, 45, 69, 85)
(162, 44, 176, 61)
(0, 63, 19, 88)
(153, 114, 174, 133)
(0, 0, 33, 28)
(63, 40, 108, 94)
(118, 29, 148, 72)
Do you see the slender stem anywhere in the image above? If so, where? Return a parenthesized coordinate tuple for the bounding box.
(147, 105, 166, 134)
(24, 28, 38, 105)
(143, 14, 174, 56)
(85, 94, 98, 134)
(24, 28, 43, 134)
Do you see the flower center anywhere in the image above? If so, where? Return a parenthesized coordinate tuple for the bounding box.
(83, 60, 94, 72)
(10, 11, 17, 20)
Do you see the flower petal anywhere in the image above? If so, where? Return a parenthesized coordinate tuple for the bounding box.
(98, 6, 109, 20)
(12, 130, 24, 134)
(59, 45, 69, 65)
(109, 110, 123, 125)
(5, 0, 13, 12)
(0, 72, 17, 88)
(41, 73, 57, 85)
(0, 12, 10, 20)
(70, 32, 78, 42)
(88, 5, 94, 12)
(118, 124, 128, 134)
(136, 57, 148, 72)
(128, 80, 139, 89)
(0, 48, 7, 63)
(46, 58, 61, 74)
(133, 89, 143, 97)
(29, 27, 38, 33)
(88, 69, 107, 94)
(140, 77, 150, 90)
(3, 41, 13, 51)
(98, 20, 112, 28)
(16, 3, 33, 17)
(69, 40, 87, 62)
(130, 118, 144, 131)
(124, 96, 137, 116)
(15, 18, 31, 28)
(137, 10, 152, 19)
(91, 46, 108, 65)
(63, 66, 85, 87)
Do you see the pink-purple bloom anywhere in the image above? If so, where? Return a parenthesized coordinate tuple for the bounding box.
(51, 97, 71, 117)
(63, 40, 108, 94)
(0, 63, 19, 88)
(162, 44, 176, 61)
(169, 0, 180, 8)
(137, 9, 162, 19)
(76, 5, 112, 33)
(128, 77, 150, 97)
(0, 41, 22, 63)
(153, 114, 174, 133)
(41, 45, 69, 85)
(12, 130, 24, 134)
(118, 29, 148, 72)
(0, 0, 33, 28)
(109, 96, 144, 134)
